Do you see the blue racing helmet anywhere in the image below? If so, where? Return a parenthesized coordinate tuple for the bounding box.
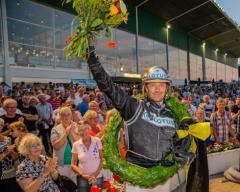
(142, 66, 171, 84)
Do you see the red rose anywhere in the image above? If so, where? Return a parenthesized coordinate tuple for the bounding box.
(112, 174, 120, 182)
(230, 138, 238, 145)
(109, 187, 118, 192)
(90, 186, 101, 192)
(104, 181, 111, 189)
(114, 0, 121, 12)
(66, 36, 73, 44)
(106, 41, 117, 48)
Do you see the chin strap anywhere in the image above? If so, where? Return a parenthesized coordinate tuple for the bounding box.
(143, 98, 166, 120)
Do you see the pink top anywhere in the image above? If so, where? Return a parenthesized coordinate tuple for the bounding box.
(72, 136, 103, 177)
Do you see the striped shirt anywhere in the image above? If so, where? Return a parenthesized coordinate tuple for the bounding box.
(47, 98, 61, 110)
(210, 111, 232, 143)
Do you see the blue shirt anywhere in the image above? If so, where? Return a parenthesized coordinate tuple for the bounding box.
(79, 101, 89, 116)
(36, 103, 53, 120)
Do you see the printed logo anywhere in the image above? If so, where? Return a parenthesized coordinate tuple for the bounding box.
(149, 68, 167, 79)
(142, 111, 175, 128)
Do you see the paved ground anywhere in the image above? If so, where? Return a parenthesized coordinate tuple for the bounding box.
(210, 177, 240, 192)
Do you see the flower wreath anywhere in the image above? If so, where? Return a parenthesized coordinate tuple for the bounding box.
(103, 96, 193, 188)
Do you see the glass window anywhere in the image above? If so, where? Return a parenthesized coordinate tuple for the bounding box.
(95, 29, 117, 76)
(54, 9, 76, 50)
(223, 64, 227, 81)
(0, 18, 2, 40)
(231, 66, 234, 82)
(179, 49, 188, 80)
(7, 18, 54, 48)
(190, 53, 202, 80)
(206, 58, 216, 81)
(55, 50, 87, 69)
(196, 56, 202, 80)
(138, 36, 155, 74)
(169, 46, 187, 80)
(153, 41, 166, 68)
(0, 41, 2, 65)
(190, 55, 197, 80)
(115, 29, 136, 74)
(6, 0, 53, 27)
(55, 29, 70, 50)
(216, 62, 225, 81)
(53, 10, 83, 70)
(226, 65, 232, 82)
(6, 0, 84, 70)
(8, 41, 54, 68)
(0, 11, 2, 65)
(230, 68, 233, 82)
(221, 64, 225, 81)
(216, 62, 221, 81)
(233, 67, 238, 81)
(54, 10, 75, 31)
(169, 46, 179, 80)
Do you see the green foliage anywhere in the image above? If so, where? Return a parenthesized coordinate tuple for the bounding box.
(165, 96, 192, 124)
(103, 96, 191, 187)
(103, 114, 178, 188)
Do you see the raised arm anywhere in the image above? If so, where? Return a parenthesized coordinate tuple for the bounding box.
(87, 45, 138, 121)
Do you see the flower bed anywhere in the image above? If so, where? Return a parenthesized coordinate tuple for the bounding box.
(207, 139, 240, 154)
(207, 140, 240, 176)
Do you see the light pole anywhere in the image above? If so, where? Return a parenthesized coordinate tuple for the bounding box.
(166, 24, 171, 71)
(215, 48, 218, 80)
(201, 42, 206, 81)
(224, 53, 227, 82)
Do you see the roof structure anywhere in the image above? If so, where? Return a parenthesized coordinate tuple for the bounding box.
(34, 0, 240, 57)
(126, 0, 240, 57)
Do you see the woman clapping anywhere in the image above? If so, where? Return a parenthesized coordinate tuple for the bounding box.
(16, 134, 60, 192)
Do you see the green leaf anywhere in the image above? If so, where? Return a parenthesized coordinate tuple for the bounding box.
(63, 0, 72, 5)
(105, 27, 112, 38)
(91, 18, 103, 28)
(165, 96, 191, 124)
(120, 1, 127, 14)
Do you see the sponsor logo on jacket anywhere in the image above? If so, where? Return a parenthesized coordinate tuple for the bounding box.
(142, 111, 175, 128)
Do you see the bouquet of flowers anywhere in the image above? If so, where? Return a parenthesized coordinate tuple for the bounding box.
(64, 0, 128, 59)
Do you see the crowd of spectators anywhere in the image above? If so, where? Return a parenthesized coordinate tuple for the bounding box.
(0, 80, 239, 192)
(179, 81, 240, 145)
(0, 81, 114, 192)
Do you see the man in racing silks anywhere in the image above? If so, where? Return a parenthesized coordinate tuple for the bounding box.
(87, 39, 209, 192)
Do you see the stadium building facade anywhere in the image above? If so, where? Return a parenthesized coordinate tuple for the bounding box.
(0, 0, 239, 85)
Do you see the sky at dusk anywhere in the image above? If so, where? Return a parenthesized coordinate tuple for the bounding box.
(216, 0, 240, 25)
